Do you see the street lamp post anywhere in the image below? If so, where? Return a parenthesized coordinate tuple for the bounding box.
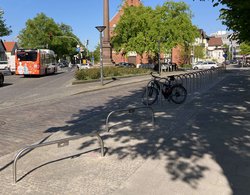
(95, 26, 106, 86)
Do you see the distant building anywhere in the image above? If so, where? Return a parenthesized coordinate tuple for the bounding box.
(3, 41, 19, 73)
(172, 29, 210, 65)
(207, 37, 224, 63)
(211, 31, 240, 60)
(3, 41, 18, 57)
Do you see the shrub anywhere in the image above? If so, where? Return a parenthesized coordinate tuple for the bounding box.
(75, 66, 150, 80)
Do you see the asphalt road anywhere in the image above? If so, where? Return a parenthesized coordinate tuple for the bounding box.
(0, 68, 76, 110)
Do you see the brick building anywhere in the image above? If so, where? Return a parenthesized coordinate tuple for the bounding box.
(110, 0, 205, 67)
(110, 0, 182, 66)
(110, 0, 149, 65)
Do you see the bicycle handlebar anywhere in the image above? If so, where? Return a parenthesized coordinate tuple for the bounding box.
(150, 72, 174, 82)
(150, 72, 161, 79)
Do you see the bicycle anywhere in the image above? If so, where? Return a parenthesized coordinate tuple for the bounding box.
(142, 72, 187, 105)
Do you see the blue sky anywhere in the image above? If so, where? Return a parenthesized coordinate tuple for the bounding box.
(0, 0, 227, 51)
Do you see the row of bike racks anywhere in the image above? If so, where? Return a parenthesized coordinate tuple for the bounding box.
(145, 67, 225, 105)
(13, 106, 155, 184)
(172, 67, 224, 94)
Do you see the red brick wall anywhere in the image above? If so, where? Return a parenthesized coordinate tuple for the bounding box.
(110, 0, 145, 65)
(172, 46, 183, 66)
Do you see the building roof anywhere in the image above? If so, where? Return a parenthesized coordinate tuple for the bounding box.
(3, 41, 16, 52)
(198, 29, 209, 39)
(208, 37, 223, 46)
(110, 0, 142, 23)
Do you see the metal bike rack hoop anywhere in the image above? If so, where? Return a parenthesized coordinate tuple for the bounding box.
(105, 106, 155, 132)
(13, 132, 104, 184)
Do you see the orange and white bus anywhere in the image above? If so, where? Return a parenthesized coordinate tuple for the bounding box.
(15, 49, 57, 75)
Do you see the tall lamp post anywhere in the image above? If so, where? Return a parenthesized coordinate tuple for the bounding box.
(95, 26, 106, 86)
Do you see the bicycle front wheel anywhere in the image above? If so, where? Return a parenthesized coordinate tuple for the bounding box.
(170, 85, 187, 104)
(142, 86, 158, 105)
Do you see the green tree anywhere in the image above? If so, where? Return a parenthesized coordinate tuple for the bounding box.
(0, 9, 12, 37)
(18, 13, 82, 59)
(18, 13, 60, 49)
(111, 1, 198, 63)
(194, 45, 205, 60)
(215, 0, 250, 43)
(53, 23, 83, 59)
(93, 43, 100, 63)
(155, 1, 199, 64)
(111, 5, 153, 61)
(196, 0, 250, 43)
(239, 42, 250, 55)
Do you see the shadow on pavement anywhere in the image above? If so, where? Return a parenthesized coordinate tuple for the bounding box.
(40, 69, 249, 193)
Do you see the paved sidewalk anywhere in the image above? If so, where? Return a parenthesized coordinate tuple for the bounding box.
(0, 69, 250, 195)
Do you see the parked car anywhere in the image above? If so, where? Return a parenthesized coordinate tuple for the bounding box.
(0, 72, 4, 87)
(0, 61, 10, 71)
(77, 63, 91, 70)
(192, 61, 219, 70)
(58, 62, 68, 68)
(0, 61, 11, 75)
(138, 63, 155, 69)
(116, 62, 136, 68)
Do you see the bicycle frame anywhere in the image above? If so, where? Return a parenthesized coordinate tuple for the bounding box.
(148, 75, 174, 100)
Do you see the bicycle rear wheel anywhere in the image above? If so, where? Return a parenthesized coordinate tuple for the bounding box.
(142, 86, 158, 105)
(170, 85, 187, 104)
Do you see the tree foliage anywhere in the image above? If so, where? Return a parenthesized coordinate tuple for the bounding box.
(204, 0, 250, 43)
(111, 5, 153, 57)
(93, 43, 100, 63)
(0, 10, 12, 37)
(18, 13, 82, 59)
(239, 42, 250, 55)
(111, 1, 199, 61)
(194, 45, 205, 59)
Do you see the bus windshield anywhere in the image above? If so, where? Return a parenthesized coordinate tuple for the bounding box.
(17, 51, 38, 61)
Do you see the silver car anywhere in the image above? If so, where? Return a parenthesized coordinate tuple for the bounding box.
(192, 61, 218, 70)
